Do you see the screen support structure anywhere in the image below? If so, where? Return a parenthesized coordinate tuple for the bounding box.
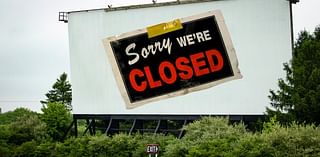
(289, 0, 299, 52)
(61, 0, 299, 139)
(64, 114, 265, 139)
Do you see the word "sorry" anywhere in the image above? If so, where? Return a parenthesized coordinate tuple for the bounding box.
(125, 38, 172, 66)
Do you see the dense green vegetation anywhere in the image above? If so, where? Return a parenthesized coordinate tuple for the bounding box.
(41, 102, 72, 141)
(268, 26, 320, 125)
(0, 73, 73, 156)
(0, 108, 38, 125)
(1, 115, 320, 156)
(0, 103, 72, 157)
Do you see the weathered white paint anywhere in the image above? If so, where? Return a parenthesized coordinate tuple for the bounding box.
(68, 0, 292, 114)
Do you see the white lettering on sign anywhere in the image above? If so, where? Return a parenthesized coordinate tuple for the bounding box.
(176, 30, 212, 47)
(125, 30, 212, 66)
(126, 38, 172, 65)
(126, 43, 139, 65)
(146, 145, 159, 154)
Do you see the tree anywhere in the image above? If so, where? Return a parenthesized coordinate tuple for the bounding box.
(267, 26, 320, 124)
(0, 107, 38, 125)
(8, 114, 48, 145)
(41, 72, 72, 111)
(41, 102, 72, 141)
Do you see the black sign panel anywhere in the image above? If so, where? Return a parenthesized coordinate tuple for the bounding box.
(103, 11, 241, 108)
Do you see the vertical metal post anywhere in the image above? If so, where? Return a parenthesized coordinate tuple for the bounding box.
(129, 119, 137, 135)
(289, 0, 299, 56)
(105, 118, 120, 135)
(74, 119, 78, 137)
(289, 1, 295, 54)
(92, 119, 96, 135)
(154, 120, 161, 134)
(136, 120, 143, 133)
(105, 118, 113, 135)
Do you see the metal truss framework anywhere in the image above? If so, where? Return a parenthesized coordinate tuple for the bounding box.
(65, 114, 265, 139)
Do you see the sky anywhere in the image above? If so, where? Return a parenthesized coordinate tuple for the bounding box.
(0, 0, 319, 113)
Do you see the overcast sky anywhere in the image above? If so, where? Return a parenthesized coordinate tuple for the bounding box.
(0, 0, 319, 113)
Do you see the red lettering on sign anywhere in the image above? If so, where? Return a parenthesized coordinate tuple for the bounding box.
(129, 69, 147, 92)
(128, 49, 224, 92)
(176, 57, 193, 80)
(144, 66, 162, 89)
(159, 61, 177, 84)
(206, 49, 224, 72)
(190, 52, 210, 77)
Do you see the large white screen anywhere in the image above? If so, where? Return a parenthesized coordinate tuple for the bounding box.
(68, 0, 292, 115)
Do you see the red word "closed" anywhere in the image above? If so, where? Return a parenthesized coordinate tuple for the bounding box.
(129, 49, 224, 92)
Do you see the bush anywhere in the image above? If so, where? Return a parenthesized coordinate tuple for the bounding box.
(231, 119, 320, 157)
(13, 141, 38, 157)
(87, 135, 112, 157)
(231, 133, 275, 157)
(164, 117, 247, 157)
(33, 133, 175, 157)
(165, 117, 320, 157)
(108, 134, 137, 157)
(262, 123, 320, 156)
(0, 108, 38, 125)
(41, 102, 72, 141)
(8, 114, 48, 145)
(55, 136, 91, 156)
(0, 140, 12, 157)
(1, 116, 320, 156)
(34, 142, 57, 157)
(132, 133, 176, 157)
(0, 125, 11, 142)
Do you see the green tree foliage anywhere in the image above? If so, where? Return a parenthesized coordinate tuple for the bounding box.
(41, 72, 72, 111)
(268, 26, 320, 125)
(0, 114, 48, 156)
(33, 142, 57, 157)
(164, 117, 320, 157)
(1, 117, 320, 156)
(39, 133, 175, 157)
(0, 125, 12, 157)
(13, 141, 38, 157)
(8, 114, 48, 145)
(164, 117, 248, 157)
(0, 107, 38, 125)
(41, 102, 72, 141)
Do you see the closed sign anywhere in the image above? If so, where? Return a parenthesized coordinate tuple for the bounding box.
(103, 10, 242, 109)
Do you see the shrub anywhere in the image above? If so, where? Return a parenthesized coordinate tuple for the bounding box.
(0, 125, 10, 142)
(230, 133, 275, 157)
(108, 134, 137, 157)
(0, 140, 12, 157)
(33, 142, 57, 157)
(2, 116, 320, 156)
(164, 117, 247, 157)
(55, 136, 91, 156)
(132, 133, 176, 157)
(87, 135, 112, 157)
(231, 120, 320, 157)
(8, 114, 48, 145)
(0, 108, 38, 125)
(262, 123, 320, 156)
(13, 141, 38, 157)
(41, 102, 72, 141)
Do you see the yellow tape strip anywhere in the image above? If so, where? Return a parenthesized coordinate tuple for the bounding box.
(147, 19, 183, 38)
